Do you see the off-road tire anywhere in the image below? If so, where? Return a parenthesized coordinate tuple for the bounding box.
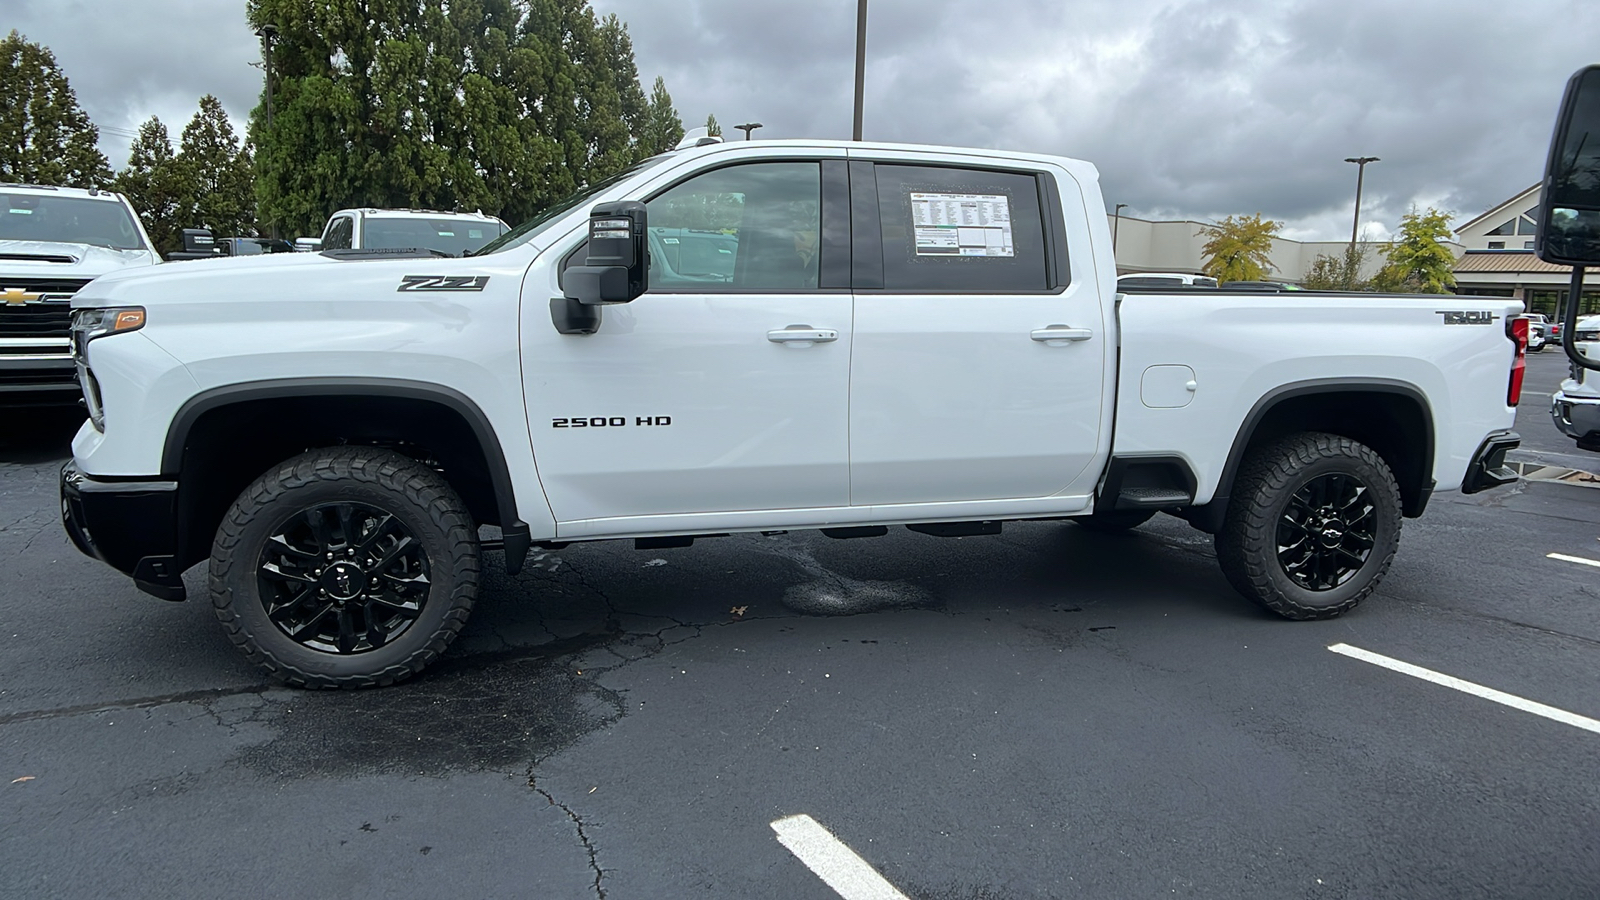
(1215, 432, 1401, 620)
(1073, 510, 1158, 533)
(210, 447, 479, 688)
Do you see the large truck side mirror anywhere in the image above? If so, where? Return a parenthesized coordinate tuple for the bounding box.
(1537, 65, 1600, 371)
(564, 202, 648, 305)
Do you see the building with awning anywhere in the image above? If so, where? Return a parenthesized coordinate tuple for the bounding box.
(1453, 184, 1600, 317)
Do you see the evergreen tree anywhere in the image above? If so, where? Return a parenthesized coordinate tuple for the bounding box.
(115, 117, 192, 254)
(248, 0, 672, 235)
(705, 113, 722, 137)
(179, 95, 256, 236)
(639, 76, 685, 156)
(0, 31, 112, 187)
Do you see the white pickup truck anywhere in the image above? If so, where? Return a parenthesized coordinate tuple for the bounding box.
(59, 139, 1527, 687)
(1, 184, 161, 399)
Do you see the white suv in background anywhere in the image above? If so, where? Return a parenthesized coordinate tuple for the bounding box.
(301, 208, 509, 257)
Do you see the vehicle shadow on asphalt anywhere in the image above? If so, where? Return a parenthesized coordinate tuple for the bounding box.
(0, 404, 83, 465)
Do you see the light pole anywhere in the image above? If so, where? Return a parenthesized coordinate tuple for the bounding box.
(256, 23, 279, 240)
(1344, 156, 1379, 258)
(1112, 203, 1129, 256)
(852, 0, 868, 141)
(734, 122, 763, 140)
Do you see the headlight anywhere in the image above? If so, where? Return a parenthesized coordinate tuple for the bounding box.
(70, 307, 144, 431)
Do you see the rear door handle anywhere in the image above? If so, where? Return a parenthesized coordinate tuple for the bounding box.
(768, 325, 839, 344)
(1030, 325, 1093, 344)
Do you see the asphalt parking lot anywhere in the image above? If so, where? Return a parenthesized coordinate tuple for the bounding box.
(3, 350, 1598, 899)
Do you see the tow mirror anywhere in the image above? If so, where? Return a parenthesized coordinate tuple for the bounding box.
(181, 228, 216, 254)
(552, 201, 649, 335)
(1537, 64, 1600, 371)
(564, 202, 648, 305)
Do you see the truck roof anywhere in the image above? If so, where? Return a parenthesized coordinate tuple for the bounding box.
(0, 182, 128, 203)
(660, 138, 1101, 183)
(332, 207, 506, 223)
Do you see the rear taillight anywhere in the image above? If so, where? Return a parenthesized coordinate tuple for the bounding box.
(1507, 316, 1528, 406)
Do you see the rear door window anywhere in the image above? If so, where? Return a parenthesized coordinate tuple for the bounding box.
(873, 164, 1049, 293)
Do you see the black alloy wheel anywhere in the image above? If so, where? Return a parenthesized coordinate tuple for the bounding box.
(211, 446, 479, 688)
(1274, 473, 1376, 591)
(257, 502, 431, 655)
(1215, 432, 1401, 620)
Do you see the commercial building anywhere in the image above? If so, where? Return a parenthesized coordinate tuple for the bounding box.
(1451, 184, 1600, 317)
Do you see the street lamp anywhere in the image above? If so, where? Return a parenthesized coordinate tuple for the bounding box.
(734, 122, 763, 140)
(1344, 156, 1379, 257)
(852, 0, 868, 141)
(256, 23, 280, 240)
(1113, 203, 1129, 255)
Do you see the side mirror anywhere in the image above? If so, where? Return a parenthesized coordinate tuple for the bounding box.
(1537, 65, 1600, 371)
(294, 237, 322, 252)
(563, 201, 648, 305)
(181, 228, 216, 255)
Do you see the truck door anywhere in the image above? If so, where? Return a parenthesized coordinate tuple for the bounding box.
(520, 157, 855, 528)
(846, 159, 1108, 506)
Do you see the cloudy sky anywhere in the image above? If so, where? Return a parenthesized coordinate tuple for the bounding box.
(11, 0, 1598, 241)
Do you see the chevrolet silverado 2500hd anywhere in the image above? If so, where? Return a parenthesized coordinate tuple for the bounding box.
(60, 139, 1526, 687)
(1, 184, 160, 400)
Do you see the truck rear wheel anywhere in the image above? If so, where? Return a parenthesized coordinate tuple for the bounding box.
(209, 447, 479, 688)
(1215, 433, 1401, 620)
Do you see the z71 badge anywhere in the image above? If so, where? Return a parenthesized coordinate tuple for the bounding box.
(1435, 310, 1497, 325)
(398, 275, 490, 292)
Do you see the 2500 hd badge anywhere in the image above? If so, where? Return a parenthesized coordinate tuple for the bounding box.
(552, 415, 673, 428)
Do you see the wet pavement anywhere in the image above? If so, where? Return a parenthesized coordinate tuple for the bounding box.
(3, 373, 1599, 898)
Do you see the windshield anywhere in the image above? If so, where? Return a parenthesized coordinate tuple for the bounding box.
(0, 192, 146, 250)
(361, 217, 506, 257)
(473, 155, 672, 256)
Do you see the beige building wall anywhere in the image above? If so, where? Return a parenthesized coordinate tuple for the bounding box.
(1106, 214, 1440, 283)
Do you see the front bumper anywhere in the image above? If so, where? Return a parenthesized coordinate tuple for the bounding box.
(1551, 390, 1600, 450)
(60, 461, 187, 601)
(1461, 430, 1520, 494)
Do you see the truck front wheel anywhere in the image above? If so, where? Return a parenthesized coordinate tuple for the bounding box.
(209, 447, 480, 688)
(1215, 433, 1401, 620)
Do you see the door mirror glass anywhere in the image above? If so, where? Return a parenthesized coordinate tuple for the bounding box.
(563, 201, 648, 305)
(1538, 65, 1600, 265)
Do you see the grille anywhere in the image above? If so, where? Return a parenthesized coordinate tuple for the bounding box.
(0, 300, 73, 338)
(0, 277, 87, 340)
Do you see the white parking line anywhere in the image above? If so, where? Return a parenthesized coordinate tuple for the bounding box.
(1328, 643, 1600, 735)
(1547, 552, 1600, 569)
(771, 814, 910, 900)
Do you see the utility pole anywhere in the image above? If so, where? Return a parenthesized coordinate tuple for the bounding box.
(852, 0, 868, 141)
(256, 23, 280, 240)
(1113, 203, 1129, 255)
(734, 122, 763, 140)
(1344, 156, 1379, 258)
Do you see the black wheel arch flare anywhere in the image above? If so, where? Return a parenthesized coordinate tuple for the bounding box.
(161, 378, 531, 574)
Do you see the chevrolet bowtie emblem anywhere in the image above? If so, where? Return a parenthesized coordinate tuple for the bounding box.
(2, 288, 41, 305)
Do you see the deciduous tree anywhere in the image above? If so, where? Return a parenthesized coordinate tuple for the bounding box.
(1198, 213, 1280, 284)
(1373, 208, 1457, 294)
(0, 31, 112, 187)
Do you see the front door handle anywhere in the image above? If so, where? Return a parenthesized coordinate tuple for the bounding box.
(1030, 325, 1093, 344)
(768, 325, 839, 344)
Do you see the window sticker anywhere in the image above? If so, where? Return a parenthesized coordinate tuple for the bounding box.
(910, 192, 1013, 257)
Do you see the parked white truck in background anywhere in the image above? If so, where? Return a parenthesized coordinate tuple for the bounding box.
(297, 207, 509, 257)
(0, 184, 161, 400)
(59, 138, 1527, 687)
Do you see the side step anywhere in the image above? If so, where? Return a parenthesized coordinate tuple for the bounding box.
(1114, 487, 1194, 509)
(906, 521, 1002, 537)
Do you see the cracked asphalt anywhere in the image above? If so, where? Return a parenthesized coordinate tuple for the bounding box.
(3, 352, 1599, 899)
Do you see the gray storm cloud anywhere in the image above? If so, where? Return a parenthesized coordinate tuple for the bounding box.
(11, 0, 1596, 239)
